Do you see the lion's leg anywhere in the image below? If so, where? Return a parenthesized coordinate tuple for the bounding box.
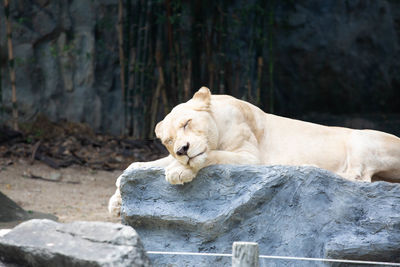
(126, 155, 175, 170)
(164, 150, 261, 185)
(337, 155, 375, 182)
(370, 138, 400, 182)
(206, 150, 260, 165)
(338, 170, 373, 183)
(372, 169, 400, 182)
(108, 155, 175, 216)
(348, 130, 400, 182)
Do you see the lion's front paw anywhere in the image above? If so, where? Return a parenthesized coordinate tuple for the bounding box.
(165, 166, 196, 185)
(108, 189, 122, 217)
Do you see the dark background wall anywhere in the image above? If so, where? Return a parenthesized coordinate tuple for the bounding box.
(1, 0, 399, 137)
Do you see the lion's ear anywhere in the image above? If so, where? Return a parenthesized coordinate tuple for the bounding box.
(192, 87, 211, 111)
(155, 121, 163, 139)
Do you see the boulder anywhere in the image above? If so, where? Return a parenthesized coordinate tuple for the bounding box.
(120, 165, 400, 266)
(0, 192, 28, 223)
(0, 191, 57, 229)
(0, 219, 151, 267)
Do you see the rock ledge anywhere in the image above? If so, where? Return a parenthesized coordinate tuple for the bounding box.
(120, 165, 400, 266)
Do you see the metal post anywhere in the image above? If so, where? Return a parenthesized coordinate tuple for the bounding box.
(232, 242, 259, 267)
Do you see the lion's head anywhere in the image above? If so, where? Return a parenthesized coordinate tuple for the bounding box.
(155, 87, 219, 170)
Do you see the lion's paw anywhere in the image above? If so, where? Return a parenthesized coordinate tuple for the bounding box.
(165, 166, 196, 185)
(108, 189, 122, 217)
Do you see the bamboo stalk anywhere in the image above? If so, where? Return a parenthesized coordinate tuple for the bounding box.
(183, 59, 192, 100)
(139, 0, 152, 139)
(124, 0, 132, 134)
(268, 0, 275, 114)
(234, 63, 240, 98)
(150, 37, 164, 138)
(117, 0, 126, 135)
(207, 8, 217, 89)
(247, 78, 252, 102)
(149, 79, 162, 139)
(165, 0, 178, 104)
(127, 46, 136, 135)
(132, 0, 145, 138)
(175, 42, 183, 103)
(161, 86, 169, 115)
(0, 10, 2, 118)
(208, 62, 214, 90)
(256, 56, 263, 106)
(165, 0, 174, 55)
(246, 12, 255, 103)
(0, 52, 2, 119)
(117, 0, 125, 99)
(156, 6, 169, 114)
(127, 0, 140, 137)
(173, 1, 183, 102)
(4, 0, 18, 131)
(217, 6, 226, 94)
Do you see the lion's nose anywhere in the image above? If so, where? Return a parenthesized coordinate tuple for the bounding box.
(176, 143, 190, 156)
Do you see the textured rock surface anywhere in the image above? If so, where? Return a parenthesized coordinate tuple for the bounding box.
(273, 0, 400, 115)
(0, 219, 151, 267)
(120, 165, 400, 267)
(0, 0, 123, 134)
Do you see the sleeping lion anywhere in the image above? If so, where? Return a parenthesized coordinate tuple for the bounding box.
(108, 86, 400, 215)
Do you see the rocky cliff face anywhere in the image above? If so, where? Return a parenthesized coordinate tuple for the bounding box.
(0, 0, 123, 134)
(1, 0, 400, 134)
(120, 165, 400, 267)
(274, 0, 400, 115)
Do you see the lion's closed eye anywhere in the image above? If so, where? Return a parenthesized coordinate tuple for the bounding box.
(183, 119, 192, 130)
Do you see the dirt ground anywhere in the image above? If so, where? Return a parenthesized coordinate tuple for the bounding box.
(0, 119, 167, 229)
(0, 158, 122, 225)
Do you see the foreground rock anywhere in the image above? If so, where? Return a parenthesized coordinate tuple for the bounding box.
(120, 165, 400, 267)
(0, 219, 151, 267)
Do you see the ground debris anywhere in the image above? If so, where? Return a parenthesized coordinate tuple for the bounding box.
(22, 171, 66, 183)
(0, 115, 167, 170)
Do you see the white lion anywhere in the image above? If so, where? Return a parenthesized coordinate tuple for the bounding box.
(109, 87, 400, 215)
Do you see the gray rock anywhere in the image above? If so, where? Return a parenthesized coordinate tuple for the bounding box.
(272, 0, 400, 116)
(120, 165, 400, 267)
(0, 0, 124, 135)
(0, 219, 151, 267)
(0, 192, 57, 229)
(0, 192, 27, 223)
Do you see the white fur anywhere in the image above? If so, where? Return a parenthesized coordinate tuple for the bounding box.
(108, 87, 400, 216)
